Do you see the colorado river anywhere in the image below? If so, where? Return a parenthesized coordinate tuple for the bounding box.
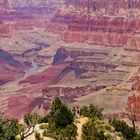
(24, 60, 39, 78)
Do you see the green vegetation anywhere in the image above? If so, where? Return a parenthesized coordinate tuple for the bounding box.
(0, 97, 140, 140)
(45, 97, 77, 140)
(109, 119, 140, 140)
(80, 104, 103, 119)
(35, 132, 43, 140)
(20, 113, 40, 139)
(0, 118, 20, 140)
(38, 115, 49, 124)
(82, 116, 123, 140)
(82, 119, 108, 140)
(39, 124, 48, 130)
(50, 97, 74, 128)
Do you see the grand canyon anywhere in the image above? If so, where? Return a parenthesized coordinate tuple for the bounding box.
(0, 0, 140, 121)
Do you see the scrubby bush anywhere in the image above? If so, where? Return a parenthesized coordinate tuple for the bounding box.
(104, 124, 113, 132)
(82, 118, 124, 140)
(39, 124, 48, 130)
(35, 132, 43, 140)
(80, 104, 103, 119)
(38, 115, 50, 124)
(42, 130, 47, 137)
(133, 134, 140, 140)
(110, 119, 137, 140)
(82, 119, 108, 140)
(0, 118, 20, 140)
(20, 113, 40, 139)
(46, 123, 77, 140)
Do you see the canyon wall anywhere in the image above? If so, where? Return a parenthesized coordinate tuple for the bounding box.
(45, 7, 140, 47)
(127, 79, 140, 121)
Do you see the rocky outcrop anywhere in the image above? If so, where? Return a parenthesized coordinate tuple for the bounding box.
(53, 48, 109, 64)
(42, 85, 106, 103)
(0, 60, 23, 85)
(0, 0, 9, 15)
(5, 95, 49, 119)
(126, 33, 140, 51)
(127, 78, 140, 121)
(0, 48, 21, 66)
(53, 48, 116, 72)
(0, 49, 26, 85)
(0, 22, 10, 36)
(71, 61, 117, 72)
(46, 22, 68, 33)
(19, 63, 69, 85)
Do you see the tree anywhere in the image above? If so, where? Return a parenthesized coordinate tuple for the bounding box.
(80, 104, 103, 119)
(126, 94, 138, 130)
(126, 80, 140, 130)
(80, 106, 90, 117)
(46, 97, 77, 140)
(20, 113, 40, 140)
(0, 118, 20, 140)
(110, 119, 137, 140)
(82, 119, 108, 140)
(133, 133, 140, 140)
(50, 97, 74, 128)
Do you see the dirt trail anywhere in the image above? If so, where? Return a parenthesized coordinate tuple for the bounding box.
(76, 117, 88, 140)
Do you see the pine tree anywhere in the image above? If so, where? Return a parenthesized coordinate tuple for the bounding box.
(50, 97, 74, 128)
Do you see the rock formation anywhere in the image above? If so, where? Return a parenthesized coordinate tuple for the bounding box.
(127, 78, 140, 121)
(0, 0, 9, 14)
(0, 22, 10, 36)
(0, 49, 26, 85)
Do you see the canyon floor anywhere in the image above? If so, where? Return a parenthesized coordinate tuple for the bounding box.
(0, 27, 137, 117)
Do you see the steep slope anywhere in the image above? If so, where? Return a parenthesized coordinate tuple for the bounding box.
(0, 49, 25, 85)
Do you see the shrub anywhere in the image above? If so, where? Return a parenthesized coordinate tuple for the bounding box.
(104, 124, 112, 132)
(39, 124, 48, 130)
(0, 119, 20, 140)
(104, 133, 113, 140)
(82, 119, 108, 140)
(42, 130, 48, 137)
(38, 115, 49, 124)
(35, 132, 43, 140)
(80, 104, 103, 119)
(110, 119, 137, 140)
(47, 123, 77, 140)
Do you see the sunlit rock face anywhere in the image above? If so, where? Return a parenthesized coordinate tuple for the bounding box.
(127, 78, 140, 121)
(49, 0, 140, 46)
